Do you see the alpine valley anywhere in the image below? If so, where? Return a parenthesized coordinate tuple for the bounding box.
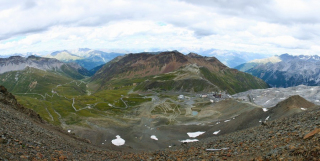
(1, 50, 319, 160)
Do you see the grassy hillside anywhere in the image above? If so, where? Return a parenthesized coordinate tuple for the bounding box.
(0, 67, 151, 126)
(200, 67, 269, 94)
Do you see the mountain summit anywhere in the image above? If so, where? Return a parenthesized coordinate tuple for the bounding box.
(91, 51, 268, 94)
(273, 95, 315, 110)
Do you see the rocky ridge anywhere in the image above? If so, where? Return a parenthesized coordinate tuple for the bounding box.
(0, 56, 64, 75)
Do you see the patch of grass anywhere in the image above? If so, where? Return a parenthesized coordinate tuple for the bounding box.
(153, 73, 176, 81)
(65, 113, 82, 125)
(122, 97, 152, 106)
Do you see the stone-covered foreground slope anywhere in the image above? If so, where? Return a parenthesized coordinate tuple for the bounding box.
(91, 51, 268, 94)
(1, 85, 319, 160)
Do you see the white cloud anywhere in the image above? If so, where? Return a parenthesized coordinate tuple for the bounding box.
(1, 0, 320, 56)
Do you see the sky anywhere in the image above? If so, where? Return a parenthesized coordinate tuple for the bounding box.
(1, 0, 320, 56)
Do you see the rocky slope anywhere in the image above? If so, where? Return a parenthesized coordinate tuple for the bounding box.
(1, 85, 319, 160)
(141, 107, 320, 160)
(235, 53, 320, 87)
(0, 85, 103, 160)
(233, 85, 320, 108)
(91, 51, 268, 94)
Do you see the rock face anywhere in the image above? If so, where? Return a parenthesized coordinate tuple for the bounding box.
(235, 53, 320, 87)
(92, 51, 268, 94)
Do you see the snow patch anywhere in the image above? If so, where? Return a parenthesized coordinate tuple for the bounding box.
(150, 135, 158, 140)
(206, 148, 229, 151)
(265, 116, 270, 121)
(301, 108, 307, 110)
(68, 130, 71, 133)
(180, 139, 199, 143)
(262, 108, 268, 112)
(224, 120, 230, 122)
(111, 135, 125, 146)
(187, 131, 205, 138)
(213, 130, 221, 135)
(216, 122, 220, 124)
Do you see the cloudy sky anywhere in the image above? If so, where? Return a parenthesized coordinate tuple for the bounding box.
(1, 0, 320, 56)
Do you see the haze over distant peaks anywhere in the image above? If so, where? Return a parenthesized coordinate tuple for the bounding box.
(45, 48, 124, 70)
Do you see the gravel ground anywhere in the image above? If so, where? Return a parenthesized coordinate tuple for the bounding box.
(1, 85, 320, 160)
(233, 85, 320, 108)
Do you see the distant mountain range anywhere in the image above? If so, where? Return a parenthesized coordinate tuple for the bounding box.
(0, 55, 91, 96)
(2, 48, 271, 69)
(0, 55, 89, 79)
(92, 51, 268, 94)
(235, 54, 320, 87)
(45, 48, 124, 70)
